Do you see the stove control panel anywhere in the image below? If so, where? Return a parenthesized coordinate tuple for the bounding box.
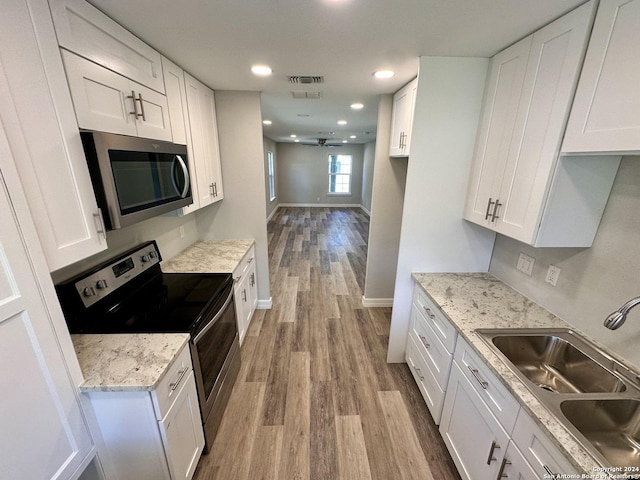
(73, 242, 162, 308)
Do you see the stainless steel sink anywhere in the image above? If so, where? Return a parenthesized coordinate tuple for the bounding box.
(489, 332, 626, 394)
(561, 399, 640, 468)
(475, 328, 640, 469)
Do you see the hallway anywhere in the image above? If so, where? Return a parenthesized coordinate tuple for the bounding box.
(193, 207, 459, 480)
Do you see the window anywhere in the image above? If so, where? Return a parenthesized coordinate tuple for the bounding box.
(267, 151, 276, 201)
(328, 154, 352, 194)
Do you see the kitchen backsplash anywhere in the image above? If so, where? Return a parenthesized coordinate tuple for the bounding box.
(489, 156, 640, 368)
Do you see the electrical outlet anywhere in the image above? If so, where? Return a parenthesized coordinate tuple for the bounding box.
(516, 253, 535, 276)
(179, 225, 185, 238)
(546, 265, 561, 286)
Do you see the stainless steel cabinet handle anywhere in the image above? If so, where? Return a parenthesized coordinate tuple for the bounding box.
(233, 276, 241, 284)
(209, 183, 214, 196)
(213, 182, 217, 197)
(169, 367, 188, 391)
(543, 465, 558, 478)
(485, 197, 496, 220)
(247, 256, 254, 264)
(491, 200, 502, 222)
(412, 365, 425, 381)
(422, 305, 436, 319)
(468, 365, 489, 389)
(242, 289, 247, 301)
(127, 90, 138, 118)
(93, 210, 107, 241)
(136, 93, 146, 121)
(496, 457, 510, 479)
(250, 273, 255, 287)
(486, 440, 500, 465)
(418, 334, 430, 348)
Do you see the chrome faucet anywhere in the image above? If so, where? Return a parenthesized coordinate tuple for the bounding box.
(604, 296, 640, 330)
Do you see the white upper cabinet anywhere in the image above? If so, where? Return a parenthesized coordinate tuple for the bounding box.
(562, 0, 640, 154)
(0, 0, 107, 271)
(162, 57, 190, 146)
(184, 73, 224, 209)
(49, 0, 165, 93)
(389, 77, 418, 157)
(464, 1, 619, 247)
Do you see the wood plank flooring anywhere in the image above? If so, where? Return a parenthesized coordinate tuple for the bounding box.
(193, 207, 460, 480)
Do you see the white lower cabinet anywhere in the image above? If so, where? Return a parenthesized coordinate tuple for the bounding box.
(233, 245, 257, 344)
(86, 345, 204, 480)
(501, 442, 538, 480)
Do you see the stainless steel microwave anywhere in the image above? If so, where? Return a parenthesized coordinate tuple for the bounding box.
(81, 132, 193, 230)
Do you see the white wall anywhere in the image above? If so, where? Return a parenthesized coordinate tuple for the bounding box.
(387, 56, 496, 362)
(196, 91, 271, 305)
(276, 143, 364, 206)
(364, 95, 407, 304)
(489, 156, 640, 368)
(361, 140, 376, 213)
(263, 136, 278, 219)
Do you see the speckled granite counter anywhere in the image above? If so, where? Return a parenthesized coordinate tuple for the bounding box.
(72, 333, 189, 392)
(412, 272, 619, 474)
(162, 239, 255, 273)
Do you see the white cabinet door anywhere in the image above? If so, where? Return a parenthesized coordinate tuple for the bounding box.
(159, 371, 205, 480)
(440, 362, 510, 480)
(162, 57, 190, 146)
(0, 0, 106, 271)
(463, 36, 531, 226)
(0, 124, 95, 479)
(49, 0, 165, 93)
(563, 0, 640, 153)
(63, 51, 171, 141)
(389, 78, 417, 157)
(184, 73, 223, 209)
(247, 260, 258, 320)
(234, 270, 250, 344)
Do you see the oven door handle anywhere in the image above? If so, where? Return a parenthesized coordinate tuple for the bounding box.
(193, 286, 234, 344)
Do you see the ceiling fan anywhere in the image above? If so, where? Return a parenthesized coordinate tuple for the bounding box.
(301, 138, 343, 147)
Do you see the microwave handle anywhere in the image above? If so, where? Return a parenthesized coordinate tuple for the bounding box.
(172, 155, 190, 198)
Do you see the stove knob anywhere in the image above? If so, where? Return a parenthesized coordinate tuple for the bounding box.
(149, 251, 158, 259)
(96, 279, 108, 290)
(82, 287, 96, 297)
(141, 254, 151, 263)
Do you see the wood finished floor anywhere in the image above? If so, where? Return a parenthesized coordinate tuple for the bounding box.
(193, 207, 460, 480)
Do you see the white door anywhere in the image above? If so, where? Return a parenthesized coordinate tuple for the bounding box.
(562, 0, 640, 153)
(495, 0, 595, 243)
(0, 125, 94, 479)
(463, 36, 532, 228)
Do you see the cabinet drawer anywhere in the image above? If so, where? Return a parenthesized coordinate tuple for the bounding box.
(413, 287, 457, 353)
(512, 409, 578, 477)
(233, 245, 256, 284)
(454, 337, 520, 432)
(152, 344, 193, 420)
(409, 307, 453, 390)
(406, 334, 446, 423)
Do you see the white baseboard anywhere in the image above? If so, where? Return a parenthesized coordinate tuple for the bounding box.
(257, 298, 273, 309)
(361, 296, 394, 307)
(359, 205, 371, 216)
(278, 203, 363, 208)
(266, 206, 279, 222)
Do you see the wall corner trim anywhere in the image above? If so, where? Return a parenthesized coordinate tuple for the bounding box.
(361, 296, 394, 307)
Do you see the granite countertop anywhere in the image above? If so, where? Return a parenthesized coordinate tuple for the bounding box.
(412, 272, 605, 474)
(162, 239, 255, 273)
(72, 333, 190, 392)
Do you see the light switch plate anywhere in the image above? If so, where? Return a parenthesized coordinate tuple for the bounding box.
(517, 253, 535, 276)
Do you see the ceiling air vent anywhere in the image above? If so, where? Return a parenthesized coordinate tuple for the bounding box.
(288, 75, 324, 84)
(292, 90, 322, 99)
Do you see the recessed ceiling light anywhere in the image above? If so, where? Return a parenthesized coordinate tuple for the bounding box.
(342, 140, 348, 143)
(251, 64, 273, 76)
(294, 139, 300, 142)
(373, 70, 395, 79)
(290, 134, 297, 138)
(350, 135, 357, 139)
(337, 120, 347, 125)
(262, 120, 272, 125)
(350, 103, 364, 110)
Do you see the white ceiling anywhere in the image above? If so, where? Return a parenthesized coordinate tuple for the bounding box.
(88, 0, 587, 145)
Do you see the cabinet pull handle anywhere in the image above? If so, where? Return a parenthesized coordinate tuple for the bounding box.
(468, 365, 488, 389)
(486, 440, 500, 465)
(136, 93, 146, 121)
(213, 182, 217, 197)
(169, 367, 188, 391)
(209, 183, 214, 196)
(127, 90, 138, 118)
(543, 465, 558, 478)
(242, 289, 247, 301)
(491, 200, 502, 222)
(233, 276, 241, 284)
(485, 198, 496, 220)
(93, 210, 107, 241)
(247, 256, 254, 264)
(250, 273, 255, 287)
(422, 305, 436, 319)
(418, 334, 430, 348)
(496, 457, 510, 479)
(412, 365, 425, 381)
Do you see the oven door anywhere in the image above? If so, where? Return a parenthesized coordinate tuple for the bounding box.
(190, 282, 238, 420)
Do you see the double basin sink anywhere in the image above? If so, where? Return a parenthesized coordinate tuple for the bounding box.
(476, 328, 640, 469)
